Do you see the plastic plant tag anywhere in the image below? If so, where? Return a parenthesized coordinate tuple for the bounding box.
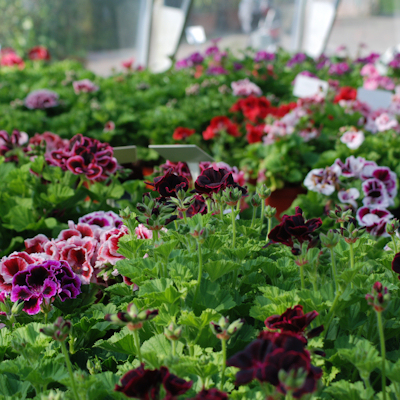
(357, 87, 393, 111)
(149, 144, 214, 181)
(293, 75, 329, 98)
(113, 146, 137, 164)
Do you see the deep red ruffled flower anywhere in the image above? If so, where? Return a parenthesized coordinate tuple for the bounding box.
(230, 95, 271, 122)
(392, 253, 400, 279)
(160, 366, 193, 399)
(28, 46, 51, 61)
(148, 169, 189, 198)
(202, 116, 240, 140)
(267, 102, 298, 118)
(189, 388, 228, 400)
(172, 127, 195, 140)
(265, 305, 323, 339)
(268, 207, 322, 250)
(333, 86, 357, 103)
(227, 331, 322, 399)
(195, 167, 247, 197)
(186, 194, 207, 217)
(245, 123, 264, 144)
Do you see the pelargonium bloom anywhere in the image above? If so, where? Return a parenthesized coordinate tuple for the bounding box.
(362, 178, 391, 208)
(24, 89, 59, 109)
(172, 127, 195, 141)
(186, 194, 207, 218)
(265, 305, 323, 339)
(356, 206, 393, 236)
(286, 53, 307, 67)
(189, 388, 228, 400)
(254, 51, 275, 63)
(148, 169, 190, 198)
(303, 165, 341, 196)
(202, 116, 240, 140)
(245, 124, 265, 144)
(103, 121, 115, 132)
(338, 188, 360, 209)
(230, 95, 271, 123)
(96, 226, 129, 268)
(227, 331, 322, 398)
(28, 46, 51, 61)
(73, 79, 99, 94)
(374, 112, 398, 132)
(79, 211, 123, 231)
(391, 253, 400, 279)
(28, 131, 69, 158)
(231, 78, 262, 97)
(122, 58, 134, 70)
(268, 207, 322, 250)
(0, 129, 29, 162)
(0, 52, 25, 68)
(333, 86, 357, 103)
(11, 260, 81, 315)
(334, 156, 369, 179)
(340, 129, 365, 150)
(329, 62, 350, 75)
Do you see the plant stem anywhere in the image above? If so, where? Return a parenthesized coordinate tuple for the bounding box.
(259, 201, 265, 236)
(250, 206, 257, 228)
(219, 203, 224, 221)
(285, 392, 294, 400)
(324, 290, 342, 336)
(171, 340, 176, 357)
(206, 198, 212, 214)
(299, 264, 305, 290)
(349, 242, 355, 288)
(265, 217, 272, 242)
(183, 212, 188, 225)
(392, 235, 398, 254)
(377, 311, 387, 400)
(133, 329, 143, 363)
(153, 229, 159, 244)
(231, 206, 236, 248)
(330, 248, 339, 294)
(220, 339, 227, 391)
(60, 341, 81, 400)
(192, 241, 203, 307)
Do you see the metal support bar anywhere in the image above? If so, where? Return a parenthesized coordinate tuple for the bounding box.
(136, 0, 154, 68)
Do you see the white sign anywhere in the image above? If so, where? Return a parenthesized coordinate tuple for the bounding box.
(149, 144, 214, 181)
(113, 146, 137, 164)
(293, 75, 329, 98)
(357, 87, 393, 111)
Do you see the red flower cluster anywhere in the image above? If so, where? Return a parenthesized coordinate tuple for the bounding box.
(47, 134, 119, 182)
(172, 127, 195, 141)
(203, 116, 240, 140)
(115, 364, 192, 399)
(245, 123, 265, 144)
(333, 86, 357, 103)
(267, 102, 298, 118)
(230, 95, 271, 123)
(265, 305, 324, 340)
(227, 330, 322, 398)
(28, 46, 51, 61)
(268, 207, 322, 253)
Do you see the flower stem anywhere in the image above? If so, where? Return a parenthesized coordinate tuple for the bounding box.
(324, 290, 342, 336)
(392, 235, 398, 254)
(60, 341, 81, 400)
(206, 198, 212, 214)
(250, 206, 257, 228)
(171, 340, 176, 357)
(133, 329, 143, 363)
(377, 311, 387, 400)
(231, 206, 236, 248)
(153, 229, 159, 244)
(219, 203, 224, 221)
(220, 339, 227, 391)
(259, 201, 265, 236)
(265, 217, 272, 242)
(183, 212, 188, 225)
(299, 264, 305, 290)
(330, 248, 339, 294)
(349, 242, 355, 288)
(192, 241, 203, 307)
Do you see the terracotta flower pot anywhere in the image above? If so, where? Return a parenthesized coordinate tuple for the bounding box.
(266, 186, 306, 221)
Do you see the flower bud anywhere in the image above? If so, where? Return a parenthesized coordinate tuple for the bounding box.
(278, 367, 308, 392)
(340, 221, 365, 244)
(320, 230, 340, 249)
(365, 282, 390, 312)
(386, 218, 400, 236)
(221, 187, 243, 207)
(210, 316, 244, 340)
(40, 317, 72, 342)
(164, 322, 183, 341)
(119, 207, 136, 220)
(264, 205, 276, 219)
(251, 193, 262, 207)
(11, 300, 25, 316)
(328, 205, 353, 224)
(87, 356, 102, 375)
(256, 184, 271, 200)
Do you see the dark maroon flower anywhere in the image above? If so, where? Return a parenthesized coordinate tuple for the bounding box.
(148, 169, 190, 198)
(186, 195, 207, 218)
(365, 281, 390, 312)
(189, 388, 228, 400)
(160, 366, 193, 398)
(28, 46, 51, 61)
(195, 167, 247, 197)
(115, 364, 161, 399)
(265, 305, 323, 339)
(268, 207, 322, 250)
(392, 253, 400, 279)
(227, 331, 322, 399)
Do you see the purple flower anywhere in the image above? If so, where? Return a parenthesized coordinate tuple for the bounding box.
(356, 52, 380, 64)
(362, 179, 390, 208)
(233, 62, 243, 71)
(187, 52, 204, 65)
(286, 53, 307, 67)
(78, 211, 123, 230)
(329, 62, 350, 75)
(303, 165, 341, 196)
(189, 388, 228, 400)
(356, 206, 393, 237)
(389, 54, 400, 69)
(10, 261, 81, 315)
(206, 66, 228, 76)
(338, 188, 360, 209)
(361, 165, 397, 201)
(254, 51, 275, 63)
(334, 156, 369, 179)
(0, 129, 29, 162)
(392, 253, 400, 279)
(24, 89, 59, 109)
(73, 79, 99, 94)
(205, 46, 220, 56)
(175, 59, 190, 70)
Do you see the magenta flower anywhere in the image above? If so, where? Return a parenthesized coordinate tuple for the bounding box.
(73, 79, 99, 94)
(254, 51, 275, 63)
(0, 129, 29, 162)
(95, 226, 129, 268)
(365, 282, 390, 312)
(78, 210, 123, 231)
(286, 53, 307, 67)
(356, 206, 393, 236)
(206, 66, 228, 76)
(231, 78, 262, 97)
(362, 179, 390, 208)
(338, 188, 360, 209)
(329, 62, 350, 75)
(24, 89, 59, 109)
(391, 253, 400, 279)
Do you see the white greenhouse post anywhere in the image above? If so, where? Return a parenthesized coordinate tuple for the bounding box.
(136, 0, 154, 68)
(291, 0, 308, 53)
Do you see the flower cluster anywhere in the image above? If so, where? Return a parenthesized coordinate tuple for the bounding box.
(24, 89, 59, 109)
(73, 79, 99, 94)
(361, 64, 395, 91)
(172, 127, 195, 141)
(46, 133, 119, 182)
(231, 78, 262, 97)
(10, 260, 81, 315)
(28, 46, 51, 61)
(268, 207, 322, 253)
(365, 282, 390, 312)
(202, 116, 240, 140)
(227, 330, 322, 398)
(0, 129, 29, 162)
(115, 364, 192, 399)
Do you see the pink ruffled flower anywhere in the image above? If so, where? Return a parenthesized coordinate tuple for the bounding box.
(357, 206, 393, 236)
(374, 113, 398, 132)
(340, 129, 365, 150)
(0, 129, 29, 162)
(24, 89, 59, 109)
(122, 58, 134, 70)
(96, 226, 128, 268)
(360, 63, 379, 78)
(0, 52, 25, 69)
(135, 224, 153, 240)
(28, 132, 69, 159)
(73, 79, 99, 94)
(335, 156, 369, 178)
(231, 79, 262, 97)
(303, 165, 341, 196)
(25, 234, 51, 254)
(78, 211, 123, 232)
(362, 179, 391, 208)
(103, 121, 115, 132)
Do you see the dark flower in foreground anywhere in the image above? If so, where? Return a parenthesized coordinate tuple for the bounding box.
(28, 46, 51, 61)
(189, 388, 228, 400)
(195, 167, 247, 197)
(172, 127, 195, 141)
(148, 169, 189, 198)
(268, 207, 322, 250)
(227, 331, 322, 399)
(392, 252, 400, 280)
(366, 282, 390, 312)
(265, 305, 323, 339)
(186, 194, 207, 217)
(115, 364, 192, 399)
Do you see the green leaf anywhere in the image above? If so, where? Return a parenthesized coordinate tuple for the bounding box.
(0, 374, 31, 398)
(141, 334, 184, 368)
(138, 278, 186, 304)
(94, 326, 137, 355)
(204, 259, 241, 282)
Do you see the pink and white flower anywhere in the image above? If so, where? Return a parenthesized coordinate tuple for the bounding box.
(338, 188, 360, 209)
(73, 79, 99, 94)
(231, 78, 262, 97)
(335, 156, 370, 178)
(24, 89, 59, 109)
(374, 112, 398, 132)
(356, 206, 393, 236)
(340, 129, 365, 150)
(303, 165, 341, 196)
